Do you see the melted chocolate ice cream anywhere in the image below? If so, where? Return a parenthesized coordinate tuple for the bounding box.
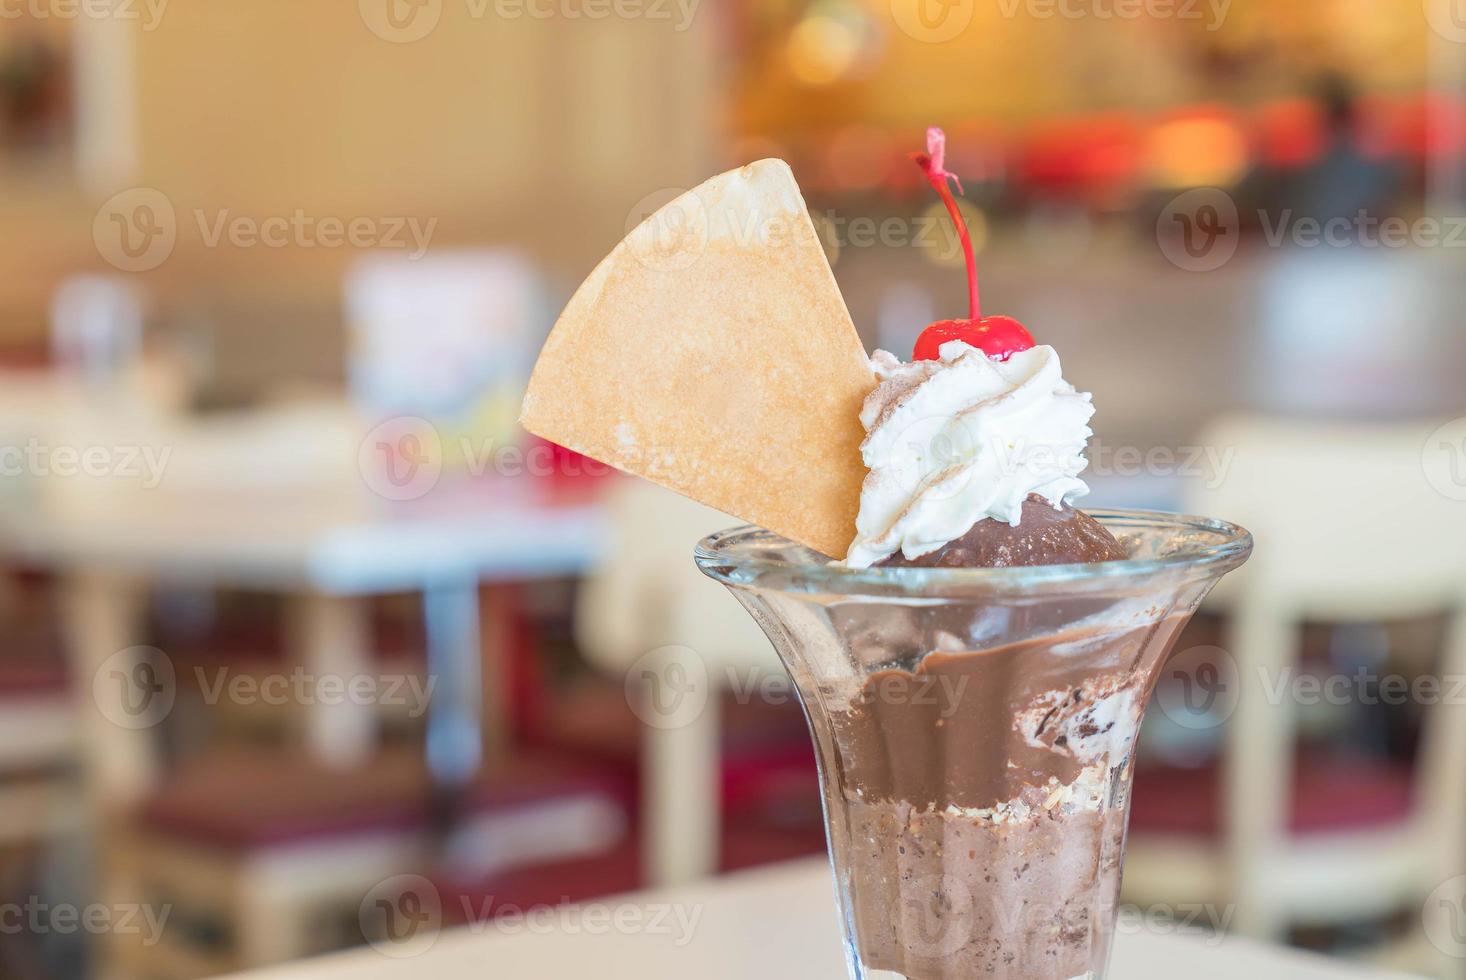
(876, 495, 1126, 569)
(835, 497, 1172, 978)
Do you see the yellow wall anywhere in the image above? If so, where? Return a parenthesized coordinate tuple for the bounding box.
(1, 4, 719, 344)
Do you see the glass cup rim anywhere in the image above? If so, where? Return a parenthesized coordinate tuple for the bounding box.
(695, 508, 1252, 598)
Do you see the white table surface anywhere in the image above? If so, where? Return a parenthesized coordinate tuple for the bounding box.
(224, 859, 1419, 980)
(0, 492, 607, 594)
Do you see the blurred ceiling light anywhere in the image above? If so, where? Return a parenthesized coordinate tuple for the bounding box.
(1017, 114, 1141, 204)
(786, 13, 863, 87)
(920, 199, 986, 268)
(1382, 92, 1466, 161)
(1256, 98, 1325, 168)
(1147, 113, 1250, 189)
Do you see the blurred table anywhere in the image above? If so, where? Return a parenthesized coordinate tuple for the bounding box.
(223, 859, 1417, 980)
(0, 486, 608, 811)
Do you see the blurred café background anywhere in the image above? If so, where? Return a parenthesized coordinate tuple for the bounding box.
(1, 0, 1465, 977)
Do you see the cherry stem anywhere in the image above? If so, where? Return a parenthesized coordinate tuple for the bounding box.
(911, 128, 980, 321)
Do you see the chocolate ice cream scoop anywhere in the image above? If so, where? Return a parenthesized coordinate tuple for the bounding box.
(876, 495, 1126, 568)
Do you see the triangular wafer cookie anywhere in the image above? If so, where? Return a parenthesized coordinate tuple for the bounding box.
(521, 159, 872, 558)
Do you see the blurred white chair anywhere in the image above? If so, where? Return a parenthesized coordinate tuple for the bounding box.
(575, 479, 780, 886)
(1124, 414, 1466, 976)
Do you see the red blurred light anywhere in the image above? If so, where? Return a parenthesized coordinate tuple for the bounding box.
(1256, 98, 1326, 169)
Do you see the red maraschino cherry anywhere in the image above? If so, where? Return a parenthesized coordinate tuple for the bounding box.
(910, 127, 1035, 362)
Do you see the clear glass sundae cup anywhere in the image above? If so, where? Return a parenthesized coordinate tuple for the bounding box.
(695, 510, 1251, 980)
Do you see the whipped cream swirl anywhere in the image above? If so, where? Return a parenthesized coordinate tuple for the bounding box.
(844, 341, 1095, 568)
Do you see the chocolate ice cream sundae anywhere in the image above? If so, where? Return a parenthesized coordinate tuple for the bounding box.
(522, 124, 1251, 980)
(805, 129, 1196, 979)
